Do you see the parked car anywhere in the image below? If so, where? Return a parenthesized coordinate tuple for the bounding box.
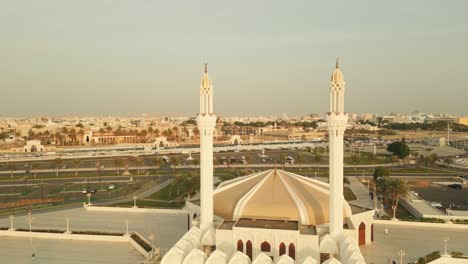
(448, 184, 463, 189)
(108, 184, 116, 190)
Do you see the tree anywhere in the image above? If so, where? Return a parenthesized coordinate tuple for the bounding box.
(296, 153, 304, 172)
(55, 158, 63, 177)
(114, 157, 124, 175)
(7, 163, 16, 179)
(193, 158, 200, 169)
(443, 156, 454, 169)
(313, 152, 323, 172)
(373, 166, 390, 181)
(73, 159, 81, 177)
(172, 157, 182, 173)
(31, 163, 39, 181)
(386, 178, 409, 220)
(134, 158, 144, 175)
(386, 138, 410, 159)
(350, 154, 360, 172)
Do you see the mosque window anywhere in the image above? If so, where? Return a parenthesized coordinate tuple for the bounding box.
(246, 240, 253, 260)
(261, 241, 271, 252)
(288, 243, 295, 260)
(237, 240, 243, 252)
(279, 243, 286, 256)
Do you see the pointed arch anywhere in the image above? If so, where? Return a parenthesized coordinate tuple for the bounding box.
(246, 240, 252, 260)
(261, 241, 271, 252)
(237, 240, 243, 252)
(288, 243, 295, 260)
(279, 242, 286, 256)
(359, 222, 366, 246)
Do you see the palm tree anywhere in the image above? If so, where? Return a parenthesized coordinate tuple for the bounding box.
(386, 178, 409, 220)
(114, 157, 124, 175)
(54, 158, 63, 177)
(296, 153, 304, 172)
(7, 163, 16, 179)
(443, 156, 454, 169)
(134, 158, 144, 175)
(73, 159, 81, 177)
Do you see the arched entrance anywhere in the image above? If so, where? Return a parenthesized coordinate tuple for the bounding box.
(30, 145, 37, 152)
(246, 240, 252, 260)
(359, 222, 366, 246)
(237, 240, 243, 252)
(288, 243, 295, 260)
(279, 243, 286, 256)
(261, 241, 270, 252)
(371, 224, 374, 242)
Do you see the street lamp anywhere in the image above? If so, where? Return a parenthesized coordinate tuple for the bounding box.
(149, 233, 156, 256)
(443, 237, 450, 257)
(397, 249, 406, 264)
(65, 217, 71, 234)
(124, 220, 130, 236)
(392, 205, 398, 221)
(133, 195, 138, 208)
(9, 215, 15, 231)
(87, 193, 92, 205)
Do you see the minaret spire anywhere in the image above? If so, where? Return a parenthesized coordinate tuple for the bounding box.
(197, 63, 217, 245)
(327, 59, 349, 236)
(336, 57, 339, 69)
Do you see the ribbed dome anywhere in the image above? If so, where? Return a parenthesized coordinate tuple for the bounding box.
(331, 68, 344, 84)
(213, 170, 352, 225)
(200, 73, 212, 92)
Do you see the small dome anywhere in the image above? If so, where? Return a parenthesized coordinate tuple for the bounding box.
(213, 170, 352, 225)
(200, 73, 212, 90)
(331, 68, 344, 84)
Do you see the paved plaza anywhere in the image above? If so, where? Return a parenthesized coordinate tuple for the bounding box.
(361, 223, 468, 263)
(0, 236, 143, 264)
(0, 207, 188, 254)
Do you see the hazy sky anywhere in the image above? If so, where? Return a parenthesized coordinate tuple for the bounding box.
(1, 0, 467, 117)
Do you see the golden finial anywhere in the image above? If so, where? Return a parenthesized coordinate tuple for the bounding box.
(204, 63, 208, 73)
(336, 57, 340, 69)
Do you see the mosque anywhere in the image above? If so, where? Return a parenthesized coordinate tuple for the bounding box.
(161, 62, 374, 264)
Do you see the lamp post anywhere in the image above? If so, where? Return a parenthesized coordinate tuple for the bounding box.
(446, 208, 453, 224)
(133, 195, 137, 208)
(9, 215, 14, 231)
(443, 237, 450, 257)
(86, 193, 92, 205)
(149, 233, 156, 256)
(392, 205, 397, 221)
(65, 217, 71, 234)
(124, 220, 130, 236)
(397, 249, 406, 264)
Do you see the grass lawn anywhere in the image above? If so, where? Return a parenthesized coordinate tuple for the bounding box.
(344, 187, 357, 201)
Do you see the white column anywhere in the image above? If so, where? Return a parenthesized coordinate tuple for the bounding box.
(327, 114, 348, 235)
(197, 114, 216, 232)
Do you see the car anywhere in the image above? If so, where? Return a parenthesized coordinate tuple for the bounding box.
(108, 184, 116, 190)
(448, 184, 463, 189)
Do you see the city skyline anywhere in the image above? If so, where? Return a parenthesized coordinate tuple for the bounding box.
(1, 0, 467, 116)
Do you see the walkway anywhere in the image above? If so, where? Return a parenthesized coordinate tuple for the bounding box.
(347, 176, 374, 210)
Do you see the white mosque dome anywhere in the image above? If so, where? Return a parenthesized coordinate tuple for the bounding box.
(213, 169, 352, 226)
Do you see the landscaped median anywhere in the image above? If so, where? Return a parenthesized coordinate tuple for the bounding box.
(0, 227, 158, 261)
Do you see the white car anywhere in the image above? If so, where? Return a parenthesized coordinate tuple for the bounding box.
(108, 184, 116, 190)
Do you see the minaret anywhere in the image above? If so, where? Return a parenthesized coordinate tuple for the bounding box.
(327, 58, 348, 235)
(197, 63, 217, 232)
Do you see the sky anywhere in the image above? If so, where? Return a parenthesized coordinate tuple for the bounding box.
(1, 0, 467, 117)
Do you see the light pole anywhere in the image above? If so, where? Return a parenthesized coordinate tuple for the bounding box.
(149, 233, 156, 256)
(392, 205, 397, 221)
(9, 215, 14, 231)
(87, 193, 92, 205)
(133, 195, 137, 208)
(124, 220, 130, 236)
(446, 208, 452, 224)
(397, 249, 406, 264)
(65, 217, 71, 234)
(443, 237, 450, 257)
